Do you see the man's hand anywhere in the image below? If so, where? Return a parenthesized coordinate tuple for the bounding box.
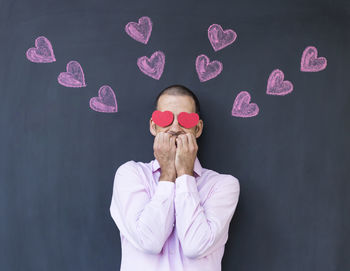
(153, 132, 177, 182)
(175, 133, 198, 177)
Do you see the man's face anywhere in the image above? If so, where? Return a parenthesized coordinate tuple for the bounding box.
(150, 94, 204, 141)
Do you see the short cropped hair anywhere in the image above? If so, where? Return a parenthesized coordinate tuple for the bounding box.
(154, 84, 201, 117)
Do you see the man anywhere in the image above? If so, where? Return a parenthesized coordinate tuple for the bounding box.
(109, 84, 240, 271)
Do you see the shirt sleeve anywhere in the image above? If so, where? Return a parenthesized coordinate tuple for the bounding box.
(109, 161, 175, 254)
(174, 173, 240, 259)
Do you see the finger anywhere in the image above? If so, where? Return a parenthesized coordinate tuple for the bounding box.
(176, 136, 183, 150)
(181, 134, 189, 150)
(159, 132, 165, 147)
(153, 134, 161, 159)
(189, 133, 198, 150)
(187, 133, 195, 151)
(154, 132, 159, 149)
(164, 132, 171, 146)
(170, 136, 176, 151)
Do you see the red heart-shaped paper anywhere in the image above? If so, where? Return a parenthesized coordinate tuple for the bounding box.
(178, 112, 199, 128)
(152, 110, 174, 127)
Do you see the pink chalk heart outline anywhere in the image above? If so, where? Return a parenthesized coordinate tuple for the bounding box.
(26, 36, 56, 63)
(125, 16, 153, 44)
(232, 91, 259, 118)
(137, 51, 165, 80)
(266, 69, 294, 96)
(57, 60, 86, 88)
(89, 85, 118, 113)
(208, 24, 237, 51)
(300, 46, 327, 72)
(195, 54, 223, 82)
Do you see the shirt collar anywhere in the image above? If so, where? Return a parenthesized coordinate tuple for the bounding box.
(152, 156, 203, 177)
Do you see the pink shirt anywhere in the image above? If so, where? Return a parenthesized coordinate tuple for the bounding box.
(109, 156, 240, 271)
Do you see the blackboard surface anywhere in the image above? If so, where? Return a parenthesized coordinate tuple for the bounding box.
(1, 0, 349, 270)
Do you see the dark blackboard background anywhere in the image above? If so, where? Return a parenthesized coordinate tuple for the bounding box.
(1, 0, 349, 270)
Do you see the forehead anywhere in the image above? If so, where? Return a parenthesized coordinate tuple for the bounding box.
(157, 94, 195, 113)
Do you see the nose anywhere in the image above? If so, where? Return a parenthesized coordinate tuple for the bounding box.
(168, 118, 183, 135)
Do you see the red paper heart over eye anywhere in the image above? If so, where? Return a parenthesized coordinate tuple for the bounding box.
(152, 110, 174, 127)
(178, 112, 199, 128)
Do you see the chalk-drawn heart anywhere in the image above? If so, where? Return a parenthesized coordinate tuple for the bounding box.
(300, 46, 327, 72)
(152, 110, 174, 127)
(208, 24, 237, 51)
(232, 91, 259, 118)
(266, 69, 293, 96)
(125, 16, 153, 44)
(178, 112, 199, 128)
(195, 54, 223, 82)
(57, 61, 86, 88)
(137, 51, 165, 80)
(89, 85, 118, 113)
(26, 36, 56, 63)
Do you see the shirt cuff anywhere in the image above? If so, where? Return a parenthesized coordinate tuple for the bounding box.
(175, 174, 198, 193)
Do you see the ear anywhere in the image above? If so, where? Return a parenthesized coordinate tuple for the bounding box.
(149, 118, 157, 136)
(195, 119, 203, 138)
